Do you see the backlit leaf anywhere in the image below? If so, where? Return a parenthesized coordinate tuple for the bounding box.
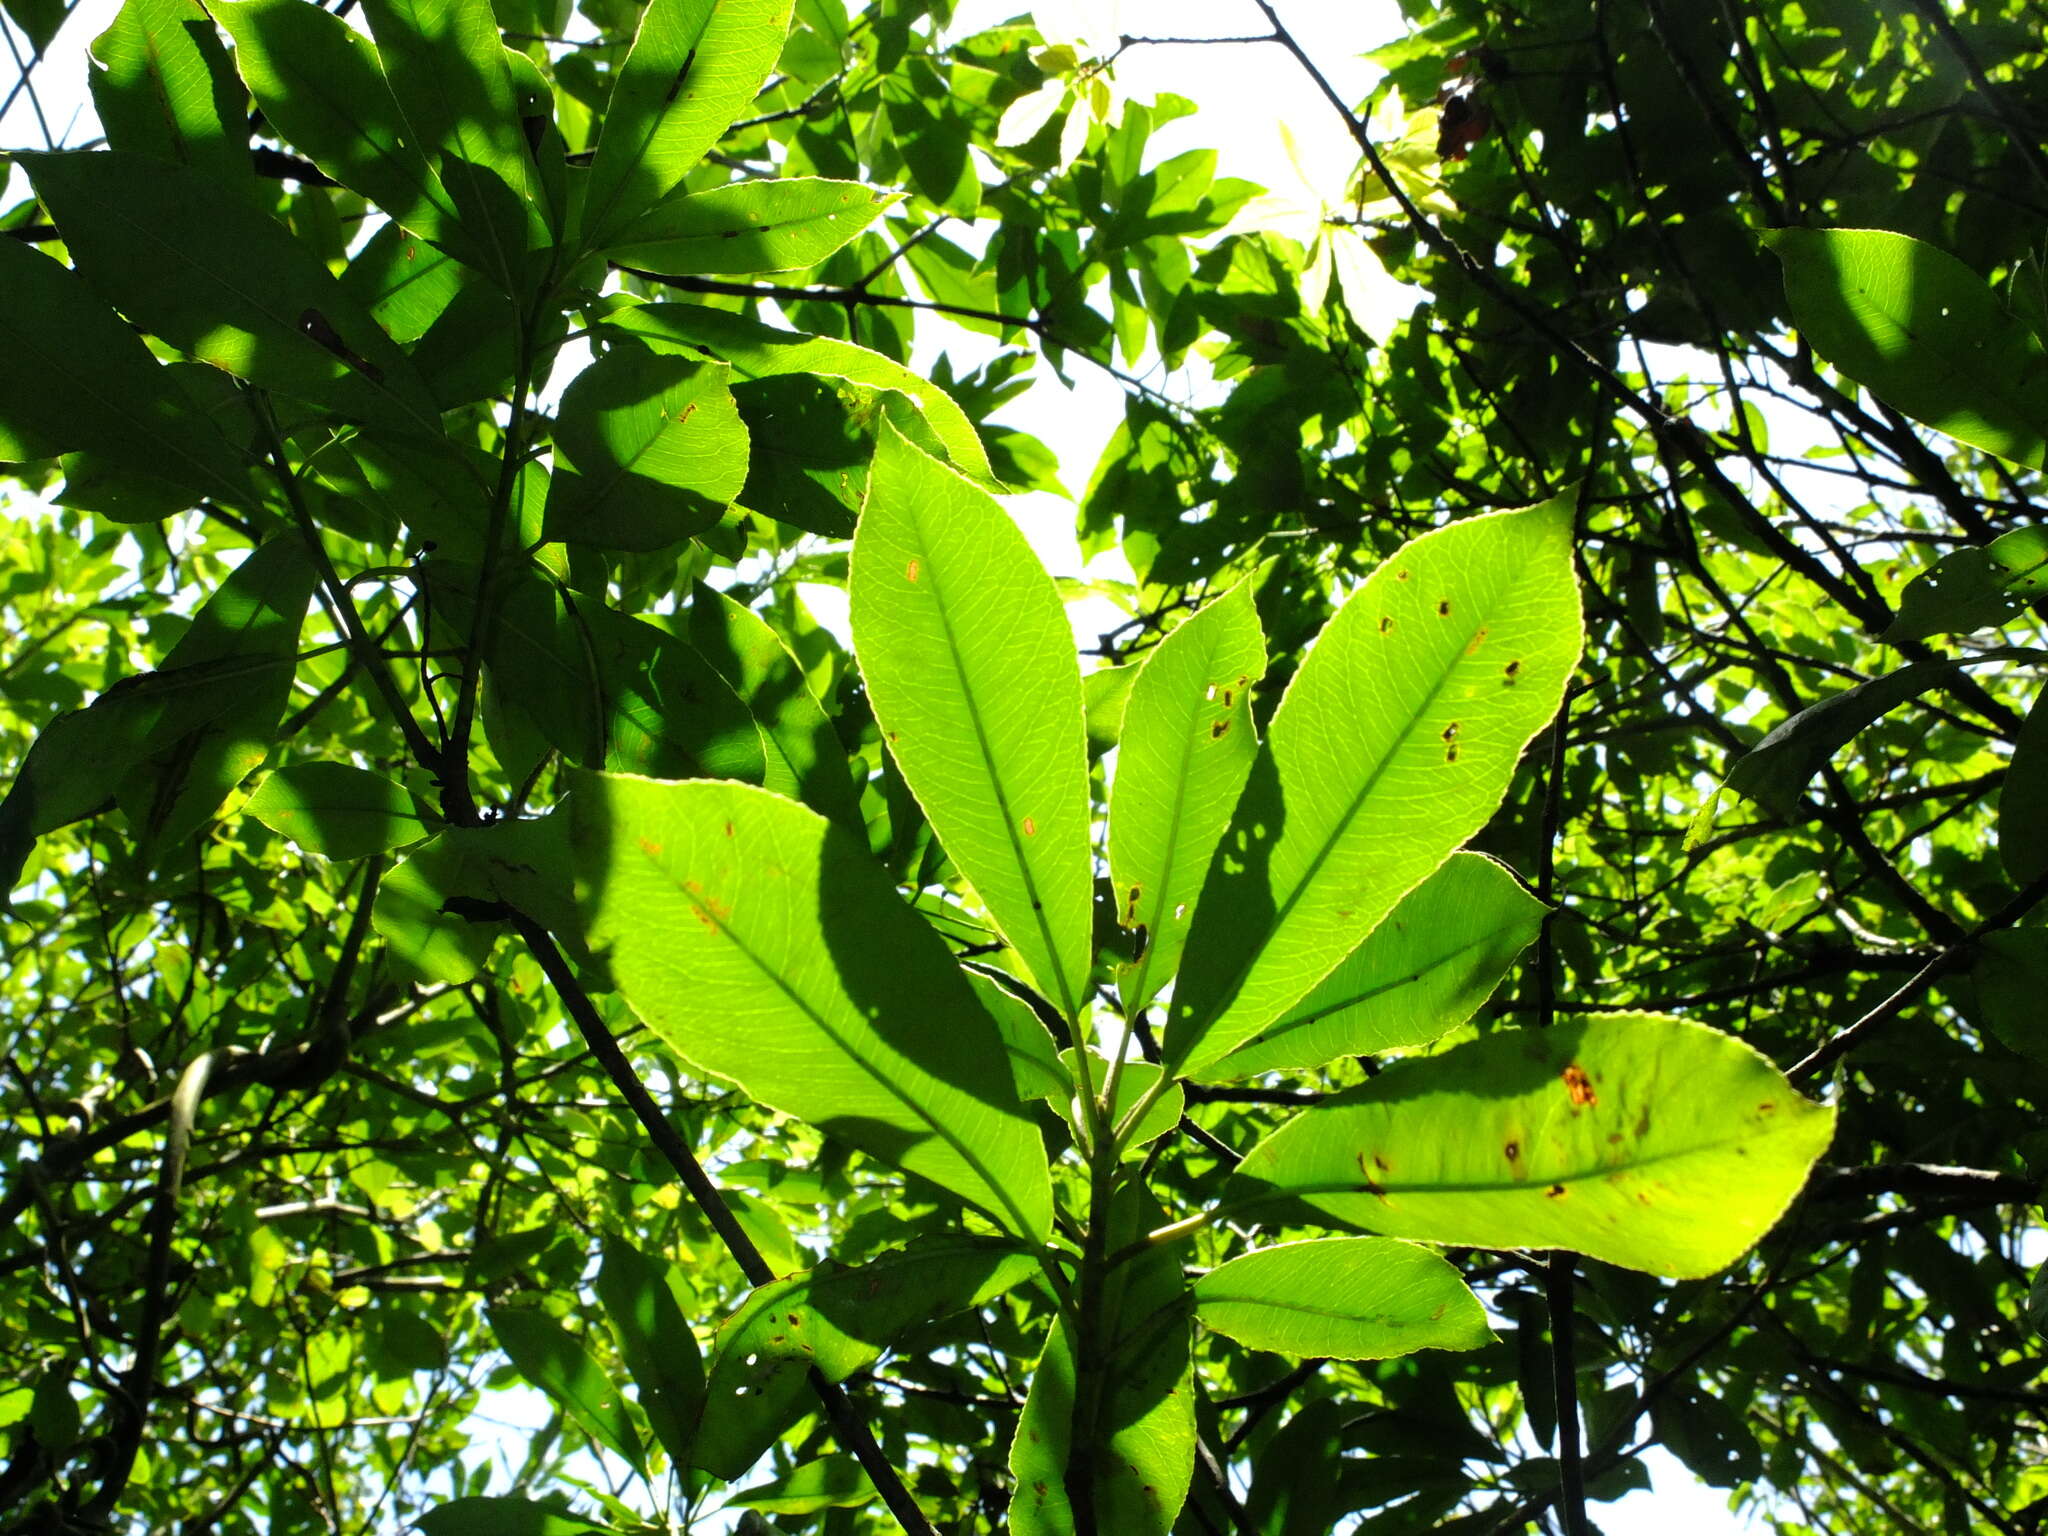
(849, 427, 1093, 1020)
(1765, 228, 2048, 468)
(1164, 495, 1582, 1077)
(570, 773, 1054, 1241)
(1202, 853, 1545, 1080)
(1107, 576, 1266, 1013)
(1229, 1012, 1836, 1278)
(609, 178, 895, 276)
(1192, 1237, 1491, 1360)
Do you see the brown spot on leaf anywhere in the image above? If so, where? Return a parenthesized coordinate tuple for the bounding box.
(1395, 568, 1411, 581)
(1211, 718, 1230, 739)
(1379, 615, 1393, 634)
(1546, 1183, 1567, 1199)
(1504, 1140, 1523, 1172)
(1442, 721, 1460, 742)
(1436, 599, 1451, 616)
(1562, 1064, 1597, 1107)
(1445, 744, 1460, 763)
(1503, 659, 1522, 687)
(1757, 1100, 1777, 1114)
(724, 820, 735, 838)
(1123, 884, 1142, 925)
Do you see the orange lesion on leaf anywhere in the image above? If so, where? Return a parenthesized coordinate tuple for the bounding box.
(637, 836, 663, 858)
(1022, 816, 1037, 836)
(1464, 625, 1490, 653)
(1562, 1063, 1597, 1108)
(905, 557, 921, 582)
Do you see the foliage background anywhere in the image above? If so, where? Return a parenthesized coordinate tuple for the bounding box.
(3, 0, 2047, 1532)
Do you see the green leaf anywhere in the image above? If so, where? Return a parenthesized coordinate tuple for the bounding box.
(1058, 1050, 1180, 1150)
(89, 0, 253, 188)
(691, 1234, 1035, 1480)
(849, 427, 1093, 1020)
(487, 1305, 645, 1473)
(728, 1456, 877, 1514)
(569, 773, 1054, 1241)
(359, 0, 541, 292)
(1009, 1188, 1193, 1536)
(340, 222, 468, 344)
(689, 582, 863, 833)
(609, 178, 895, 275)
(1, 539, 317, 890)
(1163, 495, 1583, 1078)
(1107, 576, 1266, 1013)
(606, 301, 995, 482)
(579, 0, 795, 248)
(547, 347, 749, 550)
(1082, 662, 1138, 759)
(1192, 1237, 1492, 1360)
(2005, 686, 2048, 885)
(0, 238, 253, 508)
(1887, 525, 2048, 643)
(371, 809, 583, 984)
(20, 150, 443, 436)
(582, 604, 768, 783)
(1725, 661, 1952, 817)
(1970, 928, 2048, 1061)
(594, 1236, 704, 1471)
(1202, 853, 1546, 1081)
(413, 1496, 614, 1535)
(2028, 1264, 2048, 1341)
(1229, 1012, 1836, 1278)
(211, 0, 457, 248)
(967, 970, 1069, 1103)
(244, 763, 433, 859)
(1764, 227, 2048, 468)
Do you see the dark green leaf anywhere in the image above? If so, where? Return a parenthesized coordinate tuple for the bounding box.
(20, 150, 443, 435)
(692, 1234, 1035, 1479)
(244, 763, 433, 858)
(547, 347, 748, 550)
(487, 1305, 645, 1472)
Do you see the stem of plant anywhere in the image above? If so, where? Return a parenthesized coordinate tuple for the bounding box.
(511, 914, 938, 1536)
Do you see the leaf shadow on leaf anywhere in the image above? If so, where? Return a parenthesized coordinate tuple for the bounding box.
(570, 781, 1037, 1205)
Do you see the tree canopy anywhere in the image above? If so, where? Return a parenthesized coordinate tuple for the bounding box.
(2, 0, 2046, 1533)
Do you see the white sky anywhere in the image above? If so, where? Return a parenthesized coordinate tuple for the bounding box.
(0, 0, 1758, 1528)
